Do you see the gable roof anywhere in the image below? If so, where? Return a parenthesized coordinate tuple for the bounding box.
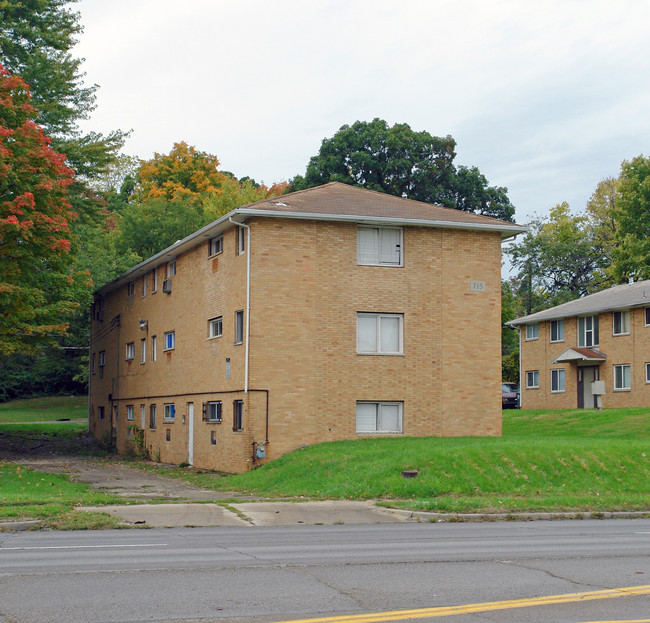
(96, 182, 525, 296)
(508, 280, 650, 326)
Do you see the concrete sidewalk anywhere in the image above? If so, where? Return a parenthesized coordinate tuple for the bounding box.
(78, 500, 416, 527)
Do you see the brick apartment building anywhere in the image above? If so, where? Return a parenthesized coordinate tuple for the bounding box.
(89, 182, 525, 473)
(508, 280, 650, 409)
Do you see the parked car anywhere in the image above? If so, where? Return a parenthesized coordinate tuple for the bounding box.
(502, 382, 520, 409)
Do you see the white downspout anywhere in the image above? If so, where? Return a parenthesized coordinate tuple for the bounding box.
(230, 217, 251, 393)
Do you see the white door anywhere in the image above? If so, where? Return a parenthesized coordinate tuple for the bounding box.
(187, 402, 194, 466)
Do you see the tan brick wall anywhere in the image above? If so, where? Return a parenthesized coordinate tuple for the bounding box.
(520, 306, 650, 409)
(90, 217, 504, 473)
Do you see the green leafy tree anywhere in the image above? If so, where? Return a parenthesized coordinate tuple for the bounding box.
(585, 177, 620, 287)
(506, 203, 609, 314)
(501, 280, 521, 382)
(0, 0, 126, 175)
(291, 118, 515, 221)
(0, 66, 83, 354)
(610, 155, 650, 282)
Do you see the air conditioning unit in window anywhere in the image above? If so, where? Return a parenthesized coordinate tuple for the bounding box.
(162, 279, 172, 294)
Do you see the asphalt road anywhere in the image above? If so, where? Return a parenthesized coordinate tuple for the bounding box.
(1, 519, 649, 622)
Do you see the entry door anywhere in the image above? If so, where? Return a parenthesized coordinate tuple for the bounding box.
(577, 366, 599, 409)
(187, 402, 194, 466)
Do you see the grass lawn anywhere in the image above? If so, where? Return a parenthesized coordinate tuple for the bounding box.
(0, 395, 87, 423)
(152, 407, 650, 514)
(0, 400, 649, 526)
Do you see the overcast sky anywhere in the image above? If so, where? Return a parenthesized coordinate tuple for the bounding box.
(75, 0, 650, 227)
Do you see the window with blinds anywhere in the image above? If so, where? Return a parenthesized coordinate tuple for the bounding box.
(357, 226, 402, 266)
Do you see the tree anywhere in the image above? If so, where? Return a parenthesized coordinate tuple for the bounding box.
(0, 0, 126, 175)
(291, 119, 515, 221)
(506, 203, 609, 314)
(610, 155, 650, 282)
(134, 142, 226, 204)
(0, 66, 82, 354)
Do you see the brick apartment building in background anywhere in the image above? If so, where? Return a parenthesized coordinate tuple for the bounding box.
(508, 280, 650, 410)
(89, 182, 525, 473)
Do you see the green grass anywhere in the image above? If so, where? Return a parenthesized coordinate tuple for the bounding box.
(150, 407, 650, 514)
(0, 395, 87, 423)
(0, 462, 125, 529)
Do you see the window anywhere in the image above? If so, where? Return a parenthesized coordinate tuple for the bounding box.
(98, 350, 105, 378)
(205, 401, 222, 422)
(357, 313, 403, 354)
(551, 369, 565, 393)
(164, 331, 175, 351)
(149, 404, 157, 429)
(646, 363, 650, 384)
(578, 315, 599, 347)
(237, 226, 246, 255)
(126, 405, 134, 421)
(646, 308, 650, 326)
(140, 338, 146, 364)
(142, 274, 147, 297)
(126, 342, 135, 360)
(211, 430, 217, 445)
(525, 323, 539, 340)
(164, 403, 175, 422)
(167, 260, 176, 278)
(357, 226, 402, 266)
(209, 234, 223, 256)
(614, 364, 631, 391)
(233, 400, 243, 431)
(152, 268, 158, 293)
(151, 335, 157, 361)
(127, 281, 135, 297)
(550, 319, 564, 342)
(98, 405, 105, 420)
(209, 316, 222, 339)
(141, 404, 146, 427)
(356, 402, 403, 433)
(526, 370, 539, 388)
(613, 310, 630, 336)
(91, 352, 96, 375)
(235, 310, 244, 344)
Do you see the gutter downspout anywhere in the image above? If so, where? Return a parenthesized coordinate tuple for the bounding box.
(229, 217, 251, 393)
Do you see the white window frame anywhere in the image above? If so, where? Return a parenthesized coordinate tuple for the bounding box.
(356, 401, 403, 434)
(578, 315, 599, 348)
(525, 323, 539, 341)
(526, 370, 539, 389)
(235, 310, 244, 344)
(209, 316, 223, 339)
(646, 363, 650, 384)
(126, 405, 134, 422)
(207, 401, 222, 422)
(357, 313, 404, 355)
(209, 234, 223, 257)
(551, 368, 565, 393)
(163, 331, 175, 351)
(613, 364, 631, 391)
(152, 268, 158, 293)
(151, 335, 157, 361)
(140, 404, 146, 428)
(164, 403, 175, 422)
(140, 338, 146, 364)
(645, 308, 650, 327)
(166, 260, 176, 278)
(237, 226, 246, 255)
(149, 404, 156, 429)
(125, 342, 135, 360)
(613, 310, 630, 336)
(142, 274, 147, 297)
(127, 281, 135, 297)
(550, 319, 564, 343)
(357, 226, 403, 267)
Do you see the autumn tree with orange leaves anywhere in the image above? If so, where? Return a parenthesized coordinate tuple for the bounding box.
(0, 66, 85, 354)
